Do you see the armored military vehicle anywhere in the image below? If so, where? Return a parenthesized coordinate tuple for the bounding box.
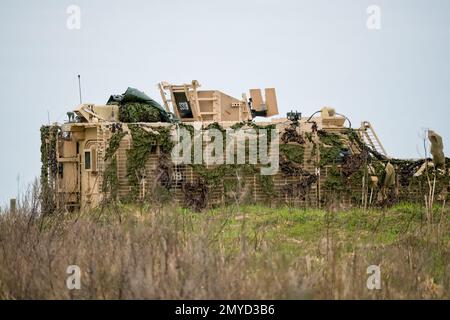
(40, 80, 448, 212)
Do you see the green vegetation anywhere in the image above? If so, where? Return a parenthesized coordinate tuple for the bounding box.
(104, 131, 126, 161)
(102, 156, 119, 200)
(40, 125, 59, 214)
(324, 165, 347, 193)
(126, 124, 174, 200)
(318, 130, 345, 167)
(98, 123, 449, 210)
(189, 164, 276, 206)
(1, 197, 448, 299)
(103, 131, 126, 200)
(119, 102, 162, 123)
(280, 144, 305, 164)
(257, 174, 275, 199)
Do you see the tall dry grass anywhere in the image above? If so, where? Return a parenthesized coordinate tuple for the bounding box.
(0, 185, 448, 299)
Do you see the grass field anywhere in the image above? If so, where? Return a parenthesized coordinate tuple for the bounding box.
(0, 200, 448, 299)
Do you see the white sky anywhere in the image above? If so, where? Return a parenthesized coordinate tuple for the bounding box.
(0, 0, 449, 204)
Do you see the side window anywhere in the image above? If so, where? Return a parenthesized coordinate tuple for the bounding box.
(84, 150, 91, 170)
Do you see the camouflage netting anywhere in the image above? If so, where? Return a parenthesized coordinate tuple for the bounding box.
(182, 179, 209, 211)
(126, 124, 174, 201)
(341, 149, 369, 178)
(104, 131, 126, 161)
(102, 156, 119, 200)
(102, 127, 126, 201)
(119, 102, 163, 123)
(282, 174, 317, 201)
(107, 87, 175, 123)
(97, 121, 449, 211)
(40, 125, 59, 214)
(320, 128, 450, 208)
(281, 125, 305, 144)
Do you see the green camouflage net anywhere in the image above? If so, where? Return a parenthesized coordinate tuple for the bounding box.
(104, 131, 126, 161)
(98, 121, 449, 210)
(126, 124, 174, 200)
(102, 156, 119, 200)
(119, 102, 163, 123)
(280, 144, 305, 164)
(40, 125, 59, 214)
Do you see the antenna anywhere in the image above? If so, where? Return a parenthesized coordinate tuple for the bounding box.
(78, 74, 83, 104)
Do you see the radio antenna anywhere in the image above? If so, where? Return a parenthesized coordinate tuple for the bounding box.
(78, 74, 83, 104)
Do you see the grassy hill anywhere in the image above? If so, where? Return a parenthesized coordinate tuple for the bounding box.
(0, 202, 448, 299)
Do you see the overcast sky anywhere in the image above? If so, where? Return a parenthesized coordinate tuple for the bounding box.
(0, 0, 449, 205)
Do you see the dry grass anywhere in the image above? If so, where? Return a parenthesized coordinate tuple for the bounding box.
(0, 191, 449, 299)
